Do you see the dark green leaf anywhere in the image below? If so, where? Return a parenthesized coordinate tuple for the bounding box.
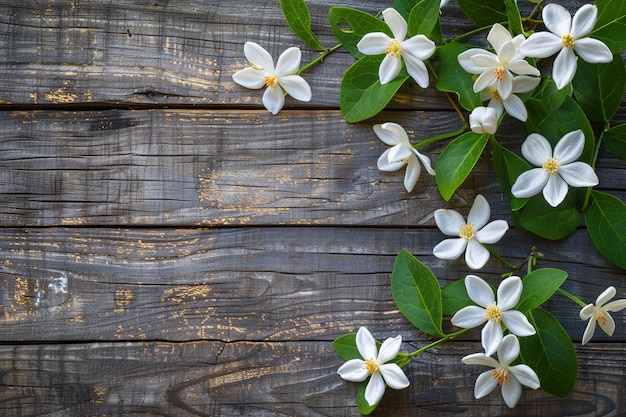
(573, 54, 626, 123)
(516, 268, 568, 312)
(435, 42, 482, 111)
(517, 194, 581, 240)
(589, 0, 626, 53)
(391, 249, 444, 337)
(333, 333, 360, 361)
(435, 132, 488, 201)
(393, 0, 420, 20)
(519, 309, 578, 397)
(585, 191, 626, 270)
(456, 0, 506, 27)
(408, 0, 441, 38)
(340, 55, 409, 122)
(504, 0, 524, 35)
(491, 138, 531, 211)
(603, 124, 626, 162)
(443, 279, 475, 316)
(280, 0, 325, 51)
(328, 7, 390, 58)
(525, 78, 569, 133)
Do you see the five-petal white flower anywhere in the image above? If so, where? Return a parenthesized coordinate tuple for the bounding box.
(511, 130, 599, 207)
(469, 106, 498, 134)
(519, 4, 613, 89)
(375, 122, 435, 193)
(458, 23, 539, 100)
(463, 334, 541, 408)
(337, 327, 410, 406)
(452, 275, 536, 355)
(357, 8, 436, 86)
(480, 75, 540, 122)
(433, 194, 508, 270)
(580, 286, 626, 345)
(232, 42, 312, 114)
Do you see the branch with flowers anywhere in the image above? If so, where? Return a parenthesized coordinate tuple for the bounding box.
(231, 0, 626, 413)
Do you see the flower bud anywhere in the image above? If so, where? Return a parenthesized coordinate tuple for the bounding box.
(469, 106, 498, 135)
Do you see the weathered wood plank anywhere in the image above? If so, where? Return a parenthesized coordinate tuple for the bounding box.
(1, 109, 624, 227)
(0, 226, 623, 343)
(0, 341, 624, 417)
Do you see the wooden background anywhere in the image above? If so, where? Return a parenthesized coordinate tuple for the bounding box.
(0, 1, 625, 416)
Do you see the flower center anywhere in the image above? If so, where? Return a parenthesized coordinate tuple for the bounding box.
(492, 367, 508, 385)
(364, 359, 379, 375)
(489, 88, 502, 101)
(385, 39, 402, 57)
(596, 311, 608, 326)
(264, 74, 278, 88)
(542, 157, 560, 175)
(494, 65, 505, 81)
(485, 303, 502, 323)
(459, 223, 475, 240)
(562, 34, 575, 49)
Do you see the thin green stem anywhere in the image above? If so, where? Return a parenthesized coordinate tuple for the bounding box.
(426, 61, 467, 124)
(448, 22, 505, 43)
(557, 288, 588, 308)
(483, 243, 518, 270)
(413, 125, 468, 150)
(298, 43, 342, 75)
(405, 328, 473, 359)
(582, 132, 604, 211)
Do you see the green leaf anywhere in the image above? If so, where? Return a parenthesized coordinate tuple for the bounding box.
(328, 7, 390, 58)
(442, 278, 483, 316)
(573, 54, 626, 123)
(340, 55, 409, 123)
(516, 268, 568, 312)
(504, 0, 524, 35)
(525, 78, 569, 133)
(393, 0, 420, 19)
(517, 194, 581, 240)
(408, 0, 441, 38)
(357, 381, 378, 414)
(603, 123, 626, 162)
(519, 308, 577, 397)
(391, 249, 444, 337)
(435, 132, 488, 201)
(585, 191, 626, 270)
(490, 138, 531, 211)
(456, 0, 506, 27)
(589, 0, 626, 53)
(280, 0, 325, 51)
(333, 333, 361, 361)
(435, 42, 482, 111)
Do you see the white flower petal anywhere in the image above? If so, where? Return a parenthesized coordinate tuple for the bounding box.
(416, 151, 435, 176)
(475, 220, 508, 244)
(598, 311, 616, 336)
(434, 209, 465, 236)
(401, 35, 436, 61)
(382, 8, 407, 41)
(244, 41, 274, 71)
(521, 133, 553, 166)
(467, 194, 490, 230)
(469, 106, 498, 134)
(381, 123, 411, 145)
(403, 53, 430, 88)
(497, 334, 520, 366)
(496, 70, 514, 100)
(451, 305, 488, 328)
(473, 70, 498, 94)
(511, 75, 541, 94)
(262, 86, 285, 115)
(488, 23, 513, 54)
(501, 94, 528, 122)
(574, 37, 614, 63)
(364, 371, 385, 406)
(232, 67, 268, 89)
(474, 370, 499, 399)
(570, 4, 597, 39)
(581, 315, 597, 344)
(337, 359, 369, 382)
(403, 155, 421, 192)
(552, 47, 577, 89)
(458, 49, 490, 74)
(357, 32, 393, 55)
(462, 352, 500, 368)
(433, 238, 468, 260)
(465, 274, 495, 308)
(377, 149, 406, 171)
(511, 169, 550, 199)
(379, 53, 402, 84)
(506, 59, 541, 77)
(465, 239, 490, 270)
(275, 47, 301, 76)
(501, 375, 523, 408)
(519, 32, 563, 58)
(377, 335, 402, 363)
(388, 143, 412, 163)
(596, 286, 617, 306)
(542, 3, 572, 37)
(279, 75, 312, 102)
(379, 364, 410, 389)
(543, 174, 569, 207)
(497, 276, 522, 311)
(580, 303, 595, 320)
(502, 310, 536, 336)
(509, 364, 541, 389)
(558, 162, 599, 188)
(356, 327, 378, 361)
(554, 130, 584, 164)
(604, 299, 626, 313)
(470, 52, 500, 69)
(482, 319, 503, 356)
(373, 123, 404, 146)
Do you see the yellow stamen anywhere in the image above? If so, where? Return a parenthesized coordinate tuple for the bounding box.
(562, 34, 575, 48)
(542, 157, 560, 175)
(485, 304, 502, 323)
(264, 74, 278, 88)
(385, 39, 402, 57)
(492, 367, 508, 385)
(459, 223, 475, 240)
(364, 359, 379, 375)
(490, 88, 502, 101)
(494, 65, 505, 81)
(597, 311, 608, 326)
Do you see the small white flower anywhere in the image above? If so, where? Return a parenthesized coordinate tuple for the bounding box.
(580, 286, 626, 345)
(458, 23, 539, 100)
(232, 42, 312, 114)
(433, 194, 508, 270)
(452, 275, 536, 356)
(357, 8, 436, 86)
(511, 130, 599, 207)
(375, 122, 435, 193)
(519, 4, 613, 89)
(463, 334, 541, 408)
(337, 327, 410, 406)
(480, 75, 540, 122)
(440, 0, 450, 7)
(469, 106, 498, 134)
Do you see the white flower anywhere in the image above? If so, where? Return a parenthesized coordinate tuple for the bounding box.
(357, 8, 436, 87)
(458, 23, 539, 100)
(440, 0, 449, 7)
(232, 42, 312, 114)
(480, 75, 540, 122)
(463, 334, 540, 408)
(511, 130, 599, 207)
(337, 327, 410, 406)
(469, 106, 498, 134)
(452, 275, 536, 355)
(375, 122, 435, 192)
(432, 194, 508, 270)
(580, 286, 626, 345)
(519, 4, 613, 89)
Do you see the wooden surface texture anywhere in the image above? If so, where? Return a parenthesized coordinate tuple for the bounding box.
(0, 1, 625, 416)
